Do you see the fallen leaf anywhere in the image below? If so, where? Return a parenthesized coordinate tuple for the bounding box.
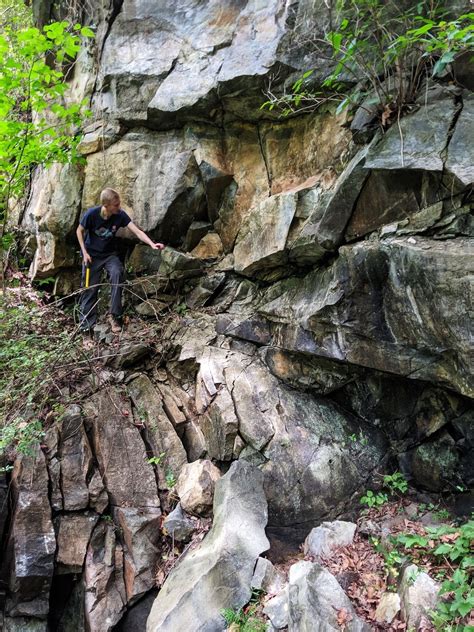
(440, 532, 460, 543)
(336, 607, 353, 629)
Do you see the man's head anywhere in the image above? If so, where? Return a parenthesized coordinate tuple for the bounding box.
(100, 188, 121, 215)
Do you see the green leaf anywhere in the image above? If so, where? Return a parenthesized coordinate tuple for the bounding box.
(335, 96, 350, 115)
(457, 601, 474, 617)
(80, 26, 95, 38)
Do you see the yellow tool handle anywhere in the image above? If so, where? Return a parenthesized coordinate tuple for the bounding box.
(85, 266, 90, 289)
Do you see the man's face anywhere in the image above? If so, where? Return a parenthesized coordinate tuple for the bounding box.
(105, 198, 121, 214)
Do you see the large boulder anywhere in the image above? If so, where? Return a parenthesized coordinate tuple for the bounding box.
(399, 564, 440, 629)
(175, 459, 221, 516)
(127, 374, 188, 489)
(3, 447, 56, 619)
(147, 461, 269, 631)
(85, 388, 160, 509)
(260, 237, 474, 397)
(287, 562, 370, 632)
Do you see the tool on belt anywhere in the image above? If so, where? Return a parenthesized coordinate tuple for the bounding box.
(85, 265, 91, 288)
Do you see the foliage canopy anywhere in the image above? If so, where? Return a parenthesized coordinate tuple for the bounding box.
(0, 9, 93, 254)
(262, 0, 474, 125)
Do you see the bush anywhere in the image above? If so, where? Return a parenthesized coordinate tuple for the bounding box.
(390, 520, 474, 630)
(0, 290, 80, 462)
(0, 10, 93, 275)
(262, 1, 474, 125)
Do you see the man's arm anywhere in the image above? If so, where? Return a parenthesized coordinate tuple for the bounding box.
(127, 222, 164, 250)
(76, 225, 92, 264)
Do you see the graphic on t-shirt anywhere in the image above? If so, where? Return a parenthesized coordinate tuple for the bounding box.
(95, 227, 114, 239)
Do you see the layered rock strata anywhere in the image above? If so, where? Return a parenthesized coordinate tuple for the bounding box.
(2, 0, 473, 629)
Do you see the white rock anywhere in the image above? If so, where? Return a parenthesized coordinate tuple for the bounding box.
(399, 564, 439, 629)
(251, 557, 285, 595)
(375, 591, 401, 624)
(176, 459, 221, 516)
(263, 585, 289, 630)
(288, 561, 370, 631)
(303, 520, 357, 558)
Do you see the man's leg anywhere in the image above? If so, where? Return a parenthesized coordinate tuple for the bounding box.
(104, 255, 125, 319)
(78, 259, 104, 330)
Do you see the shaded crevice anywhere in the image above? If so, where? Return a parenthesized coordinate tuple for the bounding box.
(441, 93, 464, 163)
(99, 0, 125, 66)
(256, 123, 272, 196)
(130, 404, 164, 497)
(89, 0, 125, 108)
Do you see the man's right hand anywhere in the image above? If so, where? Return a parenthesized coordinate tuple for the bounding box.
(83, 252, 92, 265)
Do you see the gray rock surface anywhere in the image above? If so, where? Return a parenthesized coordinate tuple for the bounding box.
(399, 564, 440, 629)
(7, 1, 474, 629)
(3, 618, 48, 632)
(147, 461, 269, 632)
(446, 95, 474, 186)
(287, 562, 370, 632)
(127, 374, 188, 489)
(169, 333, 387, 535)
(86, 389, 160, 508)
(260, 237, 474, 397)
(176, 459, 221, 516)
(263, 586, 289, 629)
(159, 248, 203, 280)
(163, 503, 196, 542)
(113, 507, 162, 602)
(364, 98, 456, 171)
(251, 558, 285, 595)
(84, 522, 126, 632)
(56, 514, 99, 574)
(234, 192, 297, 277)
(59, 406, 93, 511)
(288, 145, 371, 262)
(3, 448, 56, 619)
(303, 521, 357, 559)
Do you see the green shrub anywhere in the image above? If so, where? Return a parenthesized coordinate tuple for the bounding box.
(221, 606, 266, 632)
(0, 11, 93, 273)
(390, 520, 474, 630)
(0, 294, 79, 461)
(360, 471, 408, 508)
(262, 1, 474, 124)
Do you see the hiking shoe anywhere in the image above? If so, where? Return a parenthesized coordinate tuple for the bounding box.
(108, 314, 123, 334)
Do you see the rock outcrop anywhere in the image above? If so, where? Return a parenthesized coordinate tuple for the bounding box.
(147, 461, 269, 632)
(3, 0, 473, 629)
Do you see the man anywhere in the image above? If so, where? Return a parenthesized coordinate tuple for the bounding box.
(76, 188, 164, 334)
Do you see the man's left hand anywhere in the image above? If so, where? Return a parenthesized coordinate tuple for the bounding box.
(151, 242, 165, 250)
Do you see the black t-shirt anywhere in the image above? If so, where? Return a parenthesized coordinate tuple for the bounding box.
(80, 206, 131, 257)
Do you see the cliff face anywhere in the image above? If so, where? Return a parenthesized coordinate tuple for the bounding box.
(2, 0, 473, 630)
